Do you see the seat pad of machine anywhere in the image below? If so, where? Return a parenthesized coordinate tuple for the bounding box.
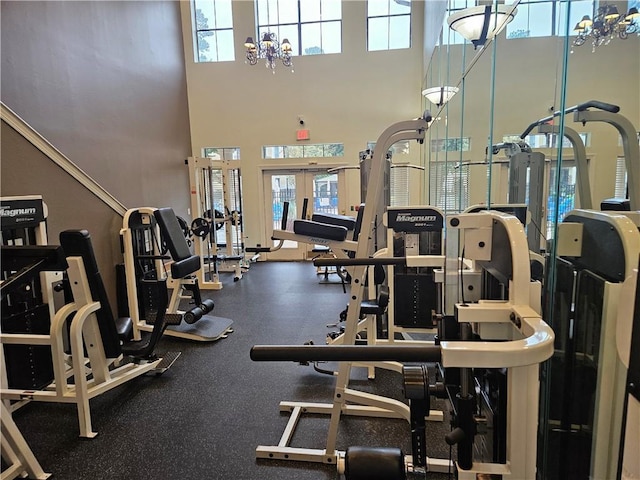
(293, 220, 348, 242)
(310, 213, 356, 231)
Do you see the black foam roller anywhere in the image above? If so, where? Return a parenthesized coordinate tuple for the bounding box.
(344, 446, 405, 480)
(200, 299, 215, 314)
(184, 306, 204, 324)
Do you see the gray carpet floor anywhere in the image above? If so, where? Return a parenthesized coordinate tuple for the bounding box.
(9, 261, 456, 480)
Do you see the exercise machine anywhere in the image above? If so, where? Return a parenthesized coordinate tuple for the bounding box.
(0, 196, 62, 321)
(521, 100, 640, 222)
(538, 209, 640, 480)
(252, 209, 555, 479)
(247, 197, 364, 271)
(187, 156, 248, 286)
(320, 206, 446, 358)
(251, 113, 456, 467)
(1, 242, 57, 480)
(1, 230, 179, 438)
(489, 141, 546, 252)
(617, 254, 639, 480)
(120, 206, 233, 342)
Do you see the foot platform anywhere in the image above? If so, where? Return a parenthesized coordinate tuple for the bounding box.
(153, 351, 181, 373)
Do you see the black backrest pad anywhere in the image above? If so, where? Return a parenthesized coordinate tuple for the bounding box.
(59, 230, 122, 358)
(154, 208, 192, 261)
(154, 208, 201, 279)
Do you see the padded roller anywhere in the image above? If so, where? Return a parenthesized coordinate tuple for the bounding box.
(293, 220, 348, 242)
(200, 299, 215, 314)
(345, 446, 406, 480)
(184, 306, 204, 324)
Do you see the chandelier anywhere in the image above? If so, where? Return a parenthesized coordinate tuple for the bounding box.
(244, 32, 293, 73)
(573, 5, 639, 52)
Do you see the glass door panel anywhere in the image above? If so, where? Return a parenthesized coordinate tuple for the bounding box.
(263, 168, 344, 261)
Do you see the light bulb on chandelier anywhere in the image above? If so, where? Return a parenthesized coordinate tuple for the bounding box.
(244, 32, 294, 73)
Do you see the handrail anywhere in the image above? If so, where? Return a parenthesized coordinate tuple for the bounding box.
(1, 102, 127, 216)
(520, 100, 620, 139)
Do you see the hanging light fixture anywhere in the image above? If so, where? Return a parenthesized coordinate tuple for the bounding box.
(447, 3, 517, 49)
(244, 32, 293, 73)
(422, 86, 459, 107)
(573, 5, 639, 52)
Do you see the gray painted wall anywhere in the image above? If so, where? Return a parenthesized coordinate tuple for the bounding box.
(1, 0, 193, 310)
(1, 121, 124, 309)
(1, 0, 192, 217)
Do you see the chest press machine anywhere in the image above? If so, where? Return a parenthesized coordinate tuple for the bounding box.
(120, 207, 233, 342)
(252, 210, 555, 479)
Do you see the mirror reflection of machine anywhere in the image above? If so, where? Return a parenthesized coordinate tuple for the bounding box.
(521, 100, 639, 225)
(539, 209, 640, 480)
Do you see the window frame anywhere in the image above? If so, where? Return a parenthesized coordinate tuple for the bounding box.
(262, 143, 345, 159)
(367, 0, 412, 51)
(193, 0, 236, 63)
(441, 0, 597, 45)
(255, 0, 342, 56)
(202, 147, 241, 160)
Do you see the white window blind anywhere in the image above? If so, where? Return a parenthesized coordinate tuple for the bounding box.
(615, 156, 628, 198)
(390, 166, 409, 206)
(429, 162, 469, 213)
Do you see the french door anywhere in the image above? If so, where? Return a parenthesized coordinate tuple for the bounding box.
(263, 168, 343, 260)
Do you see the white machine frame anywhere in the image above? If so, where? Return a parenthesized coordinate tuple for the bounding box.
(1, 402, 50, 479)
(0, 256, 165, 439)
(553, 209, 640, 480)
(187, 156, 247, 287)
(121, 206, 232, 342)
(256, 115, 438, 466)
(256, 210, 555, 479)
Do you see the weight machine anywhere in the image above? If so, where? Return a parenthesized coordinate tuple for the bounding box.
(539, 209, 640, 480)
(318, 206, 446, 371)
(521, 100, 640, 223)
(489, 140, 546, 252)
(187, 156, 248, 286)
(247, 197, 363, 269)
(120, 207, 233, 342)
(252, 114, 473, 471)
(252, 209, 555, 479)
(0, 196, 61, 322)
(1, 230, 180, 439)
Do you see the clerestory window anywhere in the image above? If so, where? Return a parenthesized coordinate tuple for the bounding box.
(255, 0, 342, 56)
